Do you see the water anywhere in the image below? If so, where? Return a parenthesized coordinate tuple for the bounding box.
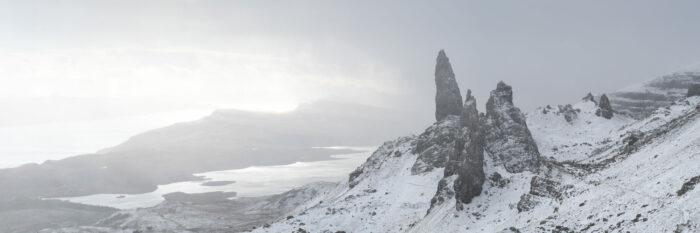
(53, 147, 374, 209)
(0, 109, 213, 168)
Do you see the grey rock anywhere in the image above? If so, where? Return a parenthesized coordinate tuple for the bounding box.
(596, 94, 614, 119)
(411, 116, 460, 174)
(434, 50, 463, 121)
(430, 90, 485, 211)
(558, 104, 579, 123)
(484, 81, 540, 173)
(582, 92, 597, 105)
(688, 84, 700, 97)
(452, 90, 485, 206)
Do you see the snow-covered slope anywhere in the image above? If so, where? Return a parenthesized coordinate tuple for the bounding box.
(253, 97, 700, 233)
(609, 70, 700, 119)
(527, 99, 635, 161)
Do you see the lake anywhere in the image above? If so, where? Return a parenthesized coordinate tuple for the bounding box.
(52, 147, 374, 209)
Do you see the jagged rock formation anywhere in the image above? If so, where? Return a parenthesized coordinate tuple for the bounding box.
(688, 84, 700, 97)
(411, 116, 460, 174)
(582, 92, 597, 105)
(484, 81, 540, 173)
(558, 104, 579, 123)
(452, 90, 485, 206)
(434, 50, 463, 121)
(596, 94, 614, 119)
(412, 50, 465, 174)
(430, 90, 485, 211)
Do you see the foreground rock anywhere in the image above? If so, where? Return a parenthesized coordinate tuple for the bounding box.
(484, 81, 540, 173)
(434, 50, 463, 121)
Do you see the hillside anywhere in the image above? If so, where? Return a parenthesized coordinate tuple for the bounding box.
(250, 52, 700, 233)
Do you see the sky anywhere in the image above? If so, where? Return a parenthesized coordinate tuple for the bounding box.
(2, 1, 700, 157)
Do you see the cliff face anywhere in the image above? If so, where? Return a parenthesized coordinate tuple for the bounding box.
(484, 81, 541, 173)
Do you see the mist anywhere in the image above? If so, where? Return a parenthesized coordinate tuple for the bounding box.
(2, 1, 700, 232)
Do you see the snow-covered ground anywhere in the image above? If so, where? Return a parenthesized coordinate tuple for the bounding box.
(527, 100, 635, 161)
(253, 97, 700, 233)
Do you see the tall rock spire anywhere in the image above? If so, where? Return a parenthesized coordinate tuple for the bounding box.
(434, 50, 463, 121)
(484, 81, 540, 173)
(453, 89, 485, 206)
(429, 89, 485, 212)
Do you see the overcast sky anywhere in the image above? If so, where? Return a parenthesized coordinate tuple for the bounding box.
(3, 0, 700, 125)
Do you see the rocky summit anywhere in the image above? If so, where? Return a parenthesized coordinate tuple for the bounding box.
(434, 50, 463, 121)
(596, 94, 614, 119)
(484, 81, 541, 173)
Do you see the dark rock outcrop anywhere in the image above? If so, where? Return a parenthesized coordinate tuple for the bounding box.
(596, 94, 614, 119)
(582, 92, 597, 105)
(434, 50, 463, 121)
(677, 175, 700, 196)
(484, 81, 540, 173)
(452, 90, 485, 206)
(688, 84, 700, 97)
(411, 116, 460, 174)
(558, 104, 579, 123)
(430, 90, 485, 211)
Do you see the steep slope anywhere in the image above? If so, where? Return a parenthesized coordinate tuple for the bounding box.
(253, 97, 700, 233)
(251, 53, 700, 233)
(527, 97, 636, 161)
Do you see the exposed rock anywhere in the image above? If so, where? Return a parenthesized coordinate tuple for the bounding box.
(516, 193, 539, 212)
(596, 94, 614, 119)
(516, 175, 570, 212)
(582, 92, 597, 105)
(484, 81, 540, 173)
(430, 90, 485, 211)
(688, 84, 700, 97)
(434, 50, 463, 121)
(412, 116, 460, 174)
(452, 90, 485, 206)
(558, 104, 579, 123)
(677, 175, 700, 196)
